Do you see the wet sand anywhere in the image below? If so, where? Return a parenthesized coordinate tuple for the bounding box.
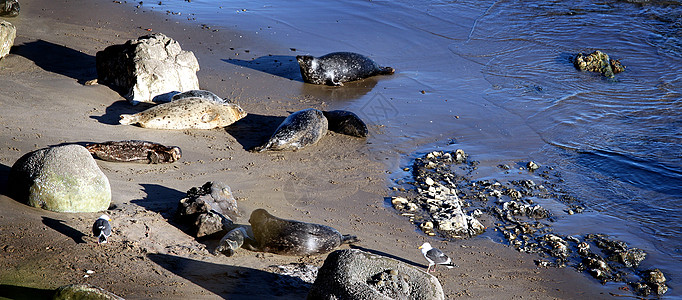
(0, 0, 617, 299)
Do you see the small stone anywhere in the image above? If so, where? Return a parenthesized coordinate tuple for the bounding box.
(425, 177, 435, 186)
(527, 161, 539, 171)
(420, 221, 434, 232)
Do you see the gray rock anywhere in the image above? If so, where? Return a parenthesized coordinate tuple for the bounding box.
(53, 283, 124, 300)
(0, 20, 16, 59)
(8, 145, 111, 213)
(176, 181, 239, 237)
(307, 249, 445, 300)
(96, 33, 199, 105)
(0, 0, 19, 17)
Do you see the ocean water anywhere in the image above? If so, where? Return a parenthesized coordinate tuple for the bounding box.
(132, 0, 681, 295)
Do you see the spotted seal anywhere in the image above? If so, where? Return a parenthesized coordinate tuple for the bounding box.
(119, 97, 247, 129)
(255, 108, 328, 152)
(85, 140, 181, 164)
(248, 209, 359, 256)
(323, 110, 368, 138)
(297, 52, 394, 86)
(171, 89, 229, 104)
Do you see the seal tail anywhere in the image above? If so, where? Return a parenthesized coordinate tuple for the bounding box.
(341, 234, 359, 244)
(119, 114, 138, 125)
(379, 66, 395, 75)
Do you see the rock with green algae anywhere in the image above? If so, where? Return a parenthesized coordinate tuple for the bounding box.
(0, 20, 16, 59)
(8, 144, 111, 213)
(53, 283, 124, 300)
(574, 50, 625, 78)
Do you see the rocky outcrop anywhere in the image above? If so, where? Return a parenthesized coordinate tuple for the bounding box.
(0, 20, 16, 59)
(574, 50, 625, 78)
(0, 0, 19, 17)
(176, 181, 239, 237)
(8, 145, 111, 213)
(96, 33, 200, 104)
(53, 283, 124, 300)
(307, 249, 445, 300)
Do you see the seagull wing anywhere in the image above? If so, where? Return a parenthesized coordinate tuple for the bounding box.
(426, 248, 451, 265)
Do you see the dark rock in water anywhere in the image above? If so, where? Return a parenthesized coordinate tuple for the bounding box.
(170, 89, 229, 104)
(0, 0, 19, 17)
(307, 249, 445, 300)
(0, 20, 16, 59)
(297, 52, 394, 86)
(176, 181, 239, 237)
(53, 283, 124, 300)
(255, 108, 328, 152)
(574, 50, 625, 78)
(586, 234, 646, 268)
(85, 140, 181, 164)
(249, 208, 358, 256)
(96, 33, 200, 104)
(323, 110, 368, 138)
(643, 269, 668, 295)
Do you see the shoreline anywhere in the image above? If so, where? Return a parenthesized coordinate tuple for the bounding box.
(0, 0, 619, 298)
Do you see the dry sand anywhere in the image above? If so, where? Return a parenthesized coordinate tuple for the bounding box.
(0, 0, 617, 299)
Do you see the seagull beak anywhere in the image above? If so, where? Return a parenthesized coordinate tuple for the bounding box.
(418, 245, 423, 249)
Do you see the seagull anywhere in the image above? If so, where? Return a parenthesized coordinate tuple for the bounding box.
(419, 242, 456, 272)
(92, 215, 112, 244)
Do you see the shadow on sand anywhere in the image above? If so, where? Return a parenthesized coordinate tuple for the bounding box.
(225, 113, 286, 151)
(132, 184, 186, 220)
(41, 217, 87, 244)
(90, 100, 155, 125)
(147, 253, 311, 299)
(349, 245, 426, 270)
(11, 40, 96, 84)
(0, 163, 11, 197)
(223, 55, 302, 82)
(0, 284, 54, 300)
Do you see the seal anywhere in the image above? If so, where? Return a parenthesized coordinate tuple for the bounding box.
(323, 110, 368, 138)
(248, 208, 359, 256)
(296, 52, 394, 86)
(171, 89, 229, 104)
(119, 97, 247, 129)
(255, 108, 328, 152)
(85, 140, 181, 164)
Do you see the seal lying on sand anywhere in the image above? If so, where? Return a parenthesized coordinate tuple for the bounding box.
(171, 89, 229, 104)
(255, 108, 328, 151)
(249, 209, 359, 256)
(119, 97, 246, 129)
(85, 140, 181, 164)
(297, 52, 394, 86)
(323, 110, 368, 138)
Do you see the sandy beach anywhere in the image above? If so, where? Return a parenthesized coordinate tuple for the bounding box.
(0, 0, 621, 299)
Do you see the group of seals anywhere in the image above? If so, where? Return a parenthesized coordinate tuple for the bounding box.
(85, 140, 181, 164)
(256, 108, 368, 152)
(297, 52, 394, 86)
(248, 208, 358, 256)
(119, 97, 247, 130)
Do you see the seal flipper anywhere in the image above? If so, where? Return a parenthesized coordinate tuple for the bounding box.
(378, 66, 395, 75)
(341, 234, 359, 244)
(119, 114, 139, 125)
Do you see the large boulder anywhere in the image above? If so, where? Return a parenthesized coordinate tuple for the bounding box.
(53, 283, 124, 300)
(0, 20, 16, 59)
(307, 249, 445, 300)
(8, 145, 112, 213)
(96, 33, 200, 104)
(0, 0, 20, 17)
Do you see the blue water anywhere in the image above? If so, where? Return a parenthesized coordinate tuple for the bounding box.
(132, 0, 681, 295)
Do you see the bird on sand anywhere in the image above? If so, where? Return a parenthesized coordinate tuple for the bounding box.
(419, 242, 456, 272)
(92, 215, 112, 244)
